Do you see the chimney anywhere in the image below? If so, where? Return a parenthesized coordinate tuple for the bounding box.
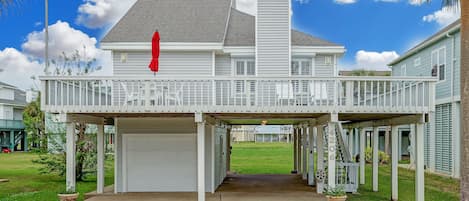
(256, 0, 291, 76)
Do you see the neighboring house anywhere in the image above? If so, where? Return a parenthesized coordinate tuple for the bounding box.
(40, 0, 436, 200)
(231, 125, 292, 143)
(0, 81, 27, 152)
(389, 20, 461, 178)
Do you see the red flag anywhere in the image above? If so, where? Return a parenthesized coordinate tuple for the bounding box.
(149, 31, 160, 73)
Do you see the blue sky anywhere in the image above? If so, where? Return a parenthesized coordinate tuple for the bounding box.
(0, 0, 460, 89)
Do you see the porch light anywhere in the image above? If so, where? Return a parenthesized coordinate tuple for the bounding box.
(261, 120, 268, 125)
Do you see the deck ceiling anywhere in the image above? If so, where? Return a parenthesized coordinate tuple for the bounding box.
(80, 112, 415, 126)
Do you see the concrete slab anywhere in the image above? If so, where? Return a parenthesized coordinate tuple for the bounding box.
(85, 174, 326, 201)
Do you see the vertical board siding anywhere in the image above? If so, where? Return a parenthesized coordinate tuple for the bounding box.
(256, 0, 290, 76)
(315, 55, 334, 77)
(215, 55, 232, 76)
(435, 103, 453, 174)
(113, 51, 213, 76)
(424, 123, 430, 167)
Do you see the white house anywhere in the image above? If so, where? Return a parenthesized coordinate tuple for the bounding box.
(40, 0, 437, 201)
(0, 81, 27, 151)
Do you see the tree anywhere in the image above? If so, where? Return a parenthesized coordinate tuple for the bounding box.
(33, 49, 102, 181)
(23, 94, 46, 152)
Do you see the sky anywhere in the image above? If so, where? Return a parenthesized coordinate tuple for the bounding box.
(0, 0, 460, 90)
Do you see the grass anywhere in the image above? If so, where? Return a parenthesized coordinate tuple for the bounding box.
(0, 152, 114, 201)
(231, 142, 460, 201)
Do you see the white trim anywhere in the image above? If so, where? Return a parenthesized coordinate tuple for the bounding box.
(435, 96, 460, 104)
(211, 125, 216, 193)
(292, 46, 346, 54)
(101, 42, 224, 51)
(224, 47, 256, 56)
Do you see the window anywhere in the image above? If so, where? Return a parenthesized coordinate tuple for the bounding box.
(291, 59, 312, 76)
(401, 64, 407, 76)
(324, 56, 332, 65)
(235, 60, 255, 76)
(431, 47, 446, 81)
(414, 57, 421, 67)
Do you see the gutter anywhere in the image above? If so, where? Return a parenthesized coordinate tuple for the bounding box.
(388, 23, 461, 66)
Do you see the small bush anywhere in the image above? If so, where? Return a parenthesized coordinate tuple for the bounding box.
(364, 147, 389, 164)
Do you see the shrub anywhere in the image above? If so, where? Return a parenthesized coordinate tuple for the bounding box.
(364, 147, 390, 164)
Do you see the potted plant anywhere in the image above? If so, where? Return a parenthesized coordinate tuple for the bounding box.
(325, 186, 347, 201)
(57, 190, 79, 201)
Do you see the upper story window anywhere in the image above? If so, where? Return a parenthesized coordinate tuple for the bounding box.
(291, 59, 312, 76)
(414, 57, 421, 67)
(431, 47, 446, 81)
(401, 64, 407, 76)
(324, 56, 332, 65)
(235, 59, 255, 76)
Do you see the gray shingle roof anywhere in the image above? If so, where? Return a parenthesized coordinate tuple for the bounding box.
(102, 0, 232, 43)
(102, 0, 342, 47)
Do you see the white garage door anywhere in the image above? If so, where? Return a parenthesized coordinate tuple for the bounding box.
(123, 134, 196, 192)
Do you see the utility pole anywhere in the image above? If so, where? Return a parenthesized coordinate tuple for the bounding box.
(44, 0, 49, 74)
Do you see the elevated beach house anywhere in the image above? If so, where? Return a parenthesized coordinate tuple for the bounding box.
(40, 0, 437, 201)
(389, 20, 461, 178)
(0, 81, 27, 152)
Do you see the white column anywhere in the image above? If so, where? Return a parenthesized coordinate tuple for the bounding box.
(391, 125, 399, 201)
(327, 122, 336, 189)
(398, 130, 402, 161)
(302, 126, 308, 180)
(297, 128, 302, 174)
(373, 127, 379, 192)
(66, 122, 76, 192)
(409, 124, 415, 166)
(316, 126, 324, 193)
(308, 126, 316, 186)
(348, 129, 354, 156)
(415, 123, 425, 201)
(196, 118, 206, 201)
(360, 128, 366, 185)
(97, 124, 105, 194)
(293, 127, 298, 173)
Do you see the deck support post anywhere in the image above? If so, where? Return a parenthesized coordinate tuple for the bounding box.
(316, 125, 325, 193)
(66, 121, 76, 192)
(308, 125, 316, 186)
(296, 127, 302, 174)
(348, 128, 354, 156)
(195, 113, 206, 201)
(292, 127, 298, 174)
(360, 128, 366, 185)
(391, 125, 399, 201)
(302, 125, 308, 180)
(9, 131, 14, 152)
(372, 127, 379, 192)
(226, 127, 231, 172)
(415, 122, 425, 201)
(327, 122, 336, 189)
(97, 123, 105, 194)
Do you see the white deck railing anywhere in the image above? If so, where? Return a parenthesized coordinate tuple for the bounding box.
(40, 76, 436, 114)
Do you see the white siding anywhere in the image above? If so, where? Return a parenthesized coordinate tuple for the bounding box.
(0, 88, 14, 100)
(215, 55, 232, 76)
(256, 0, 290, 76)
(113, 51, 213, 76)
(315, 55, 334, 77)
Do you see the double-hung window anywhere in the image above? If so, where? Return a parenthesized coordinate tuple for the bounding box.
(291, 59, 312, 93)
(431, 47, 446, 81)
(234, 59, 255, 94)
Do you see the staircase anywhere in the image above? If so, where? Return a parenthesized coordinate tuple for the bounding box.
(323, 122, 359, 193)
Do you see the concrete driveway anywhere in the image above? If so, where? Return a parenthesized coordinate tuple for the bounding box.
(86, 174, 327, 201)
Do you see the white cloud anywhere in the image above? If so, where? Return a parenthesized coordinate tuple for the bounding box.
(76, 0, 137, 29)
(352, 50, 399, 71)
(423, 7, 460, 27)
(0, 48, 43, 90)
(375, 0, 399, 2)
(22, 20, 100, 60)
(334, 0, 357, 4)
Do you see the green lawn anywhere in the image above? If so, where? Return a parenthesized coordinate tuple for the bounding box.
(0, 152, 114, 201)
(231, 142, 460, 201)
